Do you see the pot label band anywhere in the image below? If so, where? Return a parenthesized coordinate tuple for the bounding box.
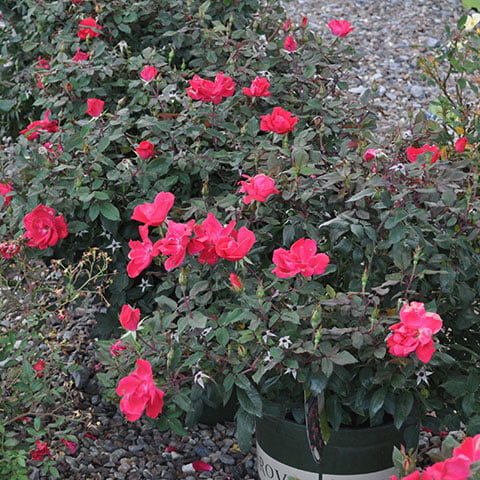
(257, 443, 397, 480)
(257, 443, 319, 480)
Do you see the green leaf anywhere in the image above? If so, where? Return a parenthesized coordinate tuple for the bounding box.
(394, 391, 414, 429)
(0, 99, 15, 112)
(33, 416, 41, 430)
(369, 387, 387, 419)
(330, 351, 358, 366)
(237, 386, 262, 416)
(346, 188, 376, 203)
(441, 377, 467, 396)
(236, 407, 255, 453)
(216, 327, 229, 347)
(99, 202, 120, 221)
(187, 311, 207, 329)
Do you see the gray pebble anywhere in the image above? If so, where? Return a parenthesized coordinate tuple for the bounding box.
(219, 454, 236, 465)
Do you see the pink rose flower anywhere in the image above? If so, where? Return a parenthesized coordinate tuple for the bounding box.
(283, 34, 297, 52)
(328, 19, 354, 37)
(229, 273, 243, 292)
(127, 225, 162, 278)
(19, 110, 59, 141)
(72, 48, 90, 63)
(86, 98, 104, 117)
(260, 107, 298, 134)
(272, 238, 330, 278)
(215, 226, 256, 262)
(140, 66, 158, 82)
(406, 144, 440, 165)
(23, 205, 68, 249)
(78, 17, 102, 40)
(186, 72, 236, 104)
(242, 77, 271, 98)
(119, 304, 140, 331)
(455, 137, 468, 153)
(238, 174, 279, 204)
(0, 183, 13, 207)
(387, 302, 443, 363)
(187, 213, 236, 266)
(116, 359, 165, 421)
(135, 140, 156, 160)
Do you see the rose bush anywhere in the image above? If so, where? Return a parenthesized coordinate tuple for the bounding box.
(1, 0, 479, 470)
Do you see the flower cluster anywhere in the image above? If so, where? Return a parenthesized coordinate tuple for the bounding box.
(392, 433, 480, 480)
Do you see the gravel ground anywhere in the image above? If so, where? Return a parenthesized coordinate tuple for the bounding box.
(25, 1, 466, 478)
(284, 0, 465, 132)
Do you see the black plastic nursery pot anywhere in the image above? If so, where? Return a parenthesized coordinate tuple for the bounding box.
(256, 415, 404, 480)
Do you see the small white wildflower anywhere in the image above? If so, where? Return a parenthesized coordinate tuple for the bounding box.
(139, 278, 152, 293)
(284, 367, 297, 379)
(278, 335, 292, 349)
(264, 351, 273, 363)
(106, 239, 122, 254)
(262, 330, 277, 344)
(416, 367, 433, 386)
(194, 371, 210, 389)
(171, 332, 179, 343)
(464, 13, 480, 31)
(389, 164, 406, 175)
(201, 327, 212, 338)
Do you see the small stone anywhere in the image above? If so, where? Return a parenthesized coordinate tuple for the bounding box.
(110, 448, 128, 463)
(219, 454, 236, 465)
(181, 463, 195, 473)
(193, 445, 211, 457)
(71, 367, 90, 389)
(410, 85, 425, 98)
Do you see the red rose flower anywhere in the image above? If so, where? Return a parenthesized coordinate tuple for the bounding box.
(19, 110, 59, 141)
(158, 220, 195, 270)
(32, 358, 45, 378)
(127, 225, 162, 278)
(238, 174, 279, 204)
(423, 456, 471, 480)
(455, 136, 468, 153)
(187, 213, 236, 266)
(23, 205, 68, 249)
(78, 17, 102, 40)
(260, 107, 298, 134)
(86, 98, 104, 117)
(72, 48, 90, 63)
(283, 35, 297, 52)
(215, 226, 256, 262)
(110, 340, 127, 357)
(30, 440, 52, 461)
(0, 182, 13, 207)
(60, 438, 78, 454)
(119, 304, 140, 331)
(135, 140, 155, 160)
(387, 302, 443, 363)
(186, 72, 236, 104)
(229, 273, 243, 292)
(242, 77, 271, 98)
(116, 359, 165, 421)
(302, 17, 309, 28)
(140, 66, 158, 82)
(406, 144, 440, 165)
(364, 148, 378, 162)
(0, 240, 21, 259)
(131, 191, 175, 227)
(272, 238, 330, 278)
(328, 19, 354, 37)
(453, 434, 480, 463)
